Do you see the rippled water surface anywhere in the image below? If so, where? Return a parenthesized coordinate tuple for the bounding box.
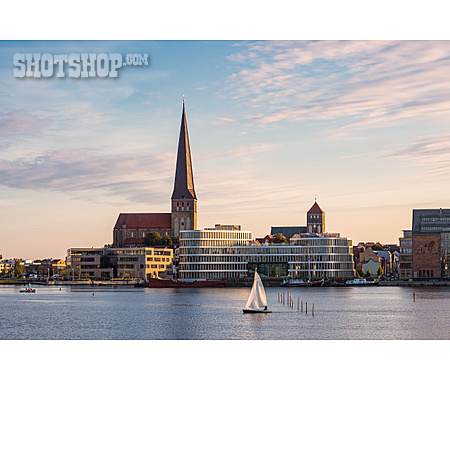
(1, 285, 450, 339)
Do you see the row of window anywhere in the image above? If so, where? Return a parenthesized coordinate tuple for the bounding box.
(180, 262, 353, 272)
(180, 246, 352, 255)
(421, 216, 450, 222)
(180, 254, 353, 263)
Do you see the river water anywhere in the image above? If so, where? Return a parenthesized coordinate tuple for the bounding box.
(1, 284, 450, 339)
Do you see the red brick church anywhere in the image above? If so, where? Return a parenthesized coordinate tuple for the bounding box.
(113, 101, 197, 247)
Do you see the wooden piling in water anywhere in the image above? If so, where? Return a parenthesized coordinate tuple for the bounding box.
(306, 302, 308, 314)
(298, 297, 299, 310)
(301, 301, 303, 313)
(413, 292, 416, 301)
(312, 303, 315, 316)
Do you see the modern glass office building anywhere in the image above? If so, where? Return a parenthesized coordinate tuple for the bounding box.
(178, 228, 355, 281)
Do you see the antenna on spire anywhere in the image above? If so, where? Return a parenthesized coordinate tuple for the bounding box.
(315, 194, 317, 202)
(183, 94, 185, 103)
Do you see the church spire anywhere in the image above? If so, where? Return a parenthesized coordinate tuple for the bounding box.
(171, 100, 196, 200)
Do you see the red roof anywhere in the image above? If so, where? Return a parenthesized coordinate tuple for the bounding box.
(307, 202, 324, 214)
(114, 213, 172, 230)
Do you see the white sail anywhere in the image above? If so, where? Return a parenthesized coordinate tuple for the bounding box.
(244, 271, 267, 310)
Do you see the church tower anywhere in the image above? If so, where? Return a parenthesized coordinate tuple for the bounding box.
(171, 100, 197, 237)
(307, 201, 325, 234)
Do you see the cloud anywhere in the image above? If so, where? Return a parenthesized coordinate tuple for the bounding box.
(382, 134, 450, 163)
(0, 110, 50, 138)
(223, 41, 450, 133)
(0, 148, 174, 204)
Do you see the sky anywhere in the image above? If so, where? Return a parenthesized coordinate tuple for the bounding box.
(1, 38, 450, 259)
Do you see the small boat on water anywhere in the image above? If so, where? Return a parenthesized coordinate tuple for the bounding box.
(282, 278, 324, 287)
(20, 284, 36, 293)
(346, 278, 378, 286)
(243, 271, 272, 314)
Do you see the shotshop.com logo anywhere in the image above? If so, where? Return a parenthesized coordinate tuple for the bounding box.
(13, 53, 149, 78)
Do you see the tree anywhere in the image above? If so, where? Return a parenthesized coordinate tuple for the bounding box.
(357, 268, 365, 278)
(162, 234, 173, 246)
(372, 244, 383, 251)
(273, 233, 287, 244)
(171, 236, 180, 247)
(377, 266, 384, 277)
(365, 269, 372, 279)
(144, 231, 163, 247)
(14, 260, 24, 278)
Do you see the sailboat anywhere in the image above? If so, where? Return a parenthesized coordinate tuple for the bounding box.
(20, 283, 36, 293)
(243, 270, 272, 314)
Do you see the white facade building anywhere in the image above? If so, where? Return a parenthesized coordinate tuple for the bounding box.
(179, 229, 355, 281)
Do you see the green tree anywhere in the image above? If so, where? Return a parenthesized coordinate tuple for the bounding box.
(372, 244, 383, 251)
(144, 232, 163, 247)
(171, 236, 180, 247)
(377, 266, 384, 277)
(162, 234, 173, 246)
(365, 269, 372, 279)
(357, 268, 365, 278)
(14, 260, 24, 278)
(273, 233, 287, 244)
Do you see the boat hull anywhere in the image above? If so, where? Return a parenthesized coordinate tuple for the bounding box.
(147, 278, 226, 288)
(242, 309, 272, 314)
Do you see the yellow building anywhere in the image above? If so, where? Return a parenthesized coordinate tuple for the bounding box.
(67, 247, 173, 280)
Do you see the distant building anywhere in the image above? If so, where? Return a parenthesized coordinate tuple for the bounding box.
(67, 246, 173, 280)
(178, 228, 354, 281)
(113, 213, 172, 248)
(412, 208, 450, 279)
(398, 230, 412, 279)
(307, 201, 325, 234)
(270, 226, 306, 239)
(271, 200, 325, 238)
(355, 247, 381, 275)
(112, 101, 197, 246)
(205, 224, 241, 231)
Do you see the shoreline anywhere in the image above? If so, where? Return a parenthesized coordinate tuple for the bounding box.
(2, 279, 450, 288)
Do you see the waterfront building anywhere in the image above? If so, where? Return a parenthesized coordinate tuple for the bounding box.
(67, 246, 173, 280)
(178, 228, 354, 281)
(112, 101, 197, 246)
(398, 230, 412, 280)
(412, 208, 450, 279)
(0, 260, 12, 275)
(355, 247, 381, 275)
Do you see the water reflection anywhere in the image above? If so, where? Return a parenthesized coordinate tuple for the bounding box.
(1, 285, 450, 339)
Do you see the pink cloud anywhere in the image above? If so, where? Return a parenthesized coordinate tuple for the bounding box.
(224, 41, 450, 133)
(0, 110, 50, 138)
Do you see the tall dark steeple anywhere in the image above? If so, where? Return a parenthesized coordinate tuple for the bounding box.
(171, 100, 198, 237)
(171, 100, 197, 200)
